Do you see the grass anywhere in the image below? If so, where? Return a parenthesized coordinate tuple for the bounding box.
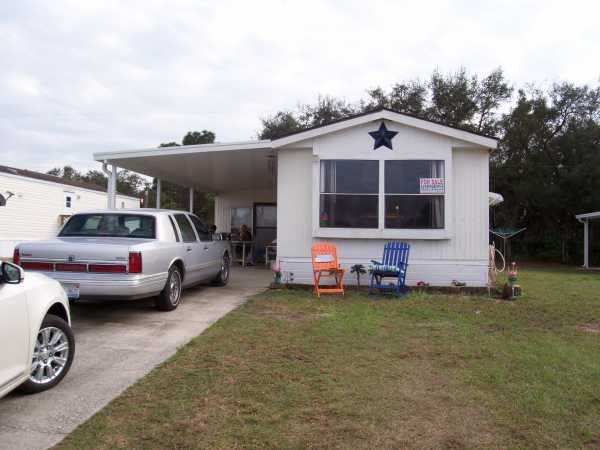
(57, 266, 600, 449)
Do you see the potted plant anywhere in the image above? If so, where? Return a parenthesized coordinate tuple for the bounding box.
(272, 261, 282, 285)
(350, 264, 367, 289)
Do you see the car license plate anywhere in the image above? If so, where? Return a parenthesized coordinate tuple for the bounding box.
(61, 283, 80, 300)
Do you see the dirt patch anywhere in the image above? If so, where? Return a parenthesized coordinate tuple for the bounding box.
(253, 309, 313, 322)
(577, 323, 600, 333)
(584, 437, 600, 449)
(252, 302, 329, 322)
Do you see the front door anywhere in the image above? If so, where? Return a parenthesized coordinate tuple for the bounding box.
(253, 203, 277, 263)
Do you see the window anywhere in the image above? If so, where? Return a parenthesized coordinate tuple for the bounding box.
(385, 160, 445, 229)
(174, 214, 197, 242)
(168, 215, 180, 242)
(319, 160, 378, 228)
(60, 214, 156, 238)
(231, 207, 251, 234)
(64, 194, 72, 208)
(189, 214, 211, 241)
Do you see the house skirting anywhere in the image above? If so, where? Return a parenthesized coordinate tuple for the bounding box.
(279, 258, 488, 287)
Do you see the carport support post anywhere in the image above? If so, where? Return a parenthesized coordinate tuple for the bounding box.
(156, 179, 162, 209)
(102, 162, 118, 209)
(583, 219, 589, 268)
(109, 165, 117, 209)
(189, 188, 194, 213)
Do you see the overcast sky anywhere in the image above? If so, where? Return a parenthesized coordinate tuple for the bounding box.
(1, 0, 599, 173)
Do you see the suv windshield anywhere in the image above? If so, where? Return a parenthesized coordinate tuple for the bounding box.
(60, 214, 156, 238)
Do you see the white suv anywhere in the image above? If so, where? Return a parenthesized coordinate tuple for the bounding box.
(0, 261, 75, 398)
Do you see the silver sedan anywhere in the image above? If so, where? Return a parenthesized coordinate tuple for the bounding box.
(14, 209, 231, 311)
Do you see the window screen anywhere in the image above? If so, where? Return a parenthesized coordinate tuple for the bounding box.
(385, 160, 445, 229)
(319, 160, 378, 228)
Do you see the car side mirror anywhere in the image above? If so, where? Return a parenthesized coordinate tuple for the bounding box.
(1, 262, 23, 284)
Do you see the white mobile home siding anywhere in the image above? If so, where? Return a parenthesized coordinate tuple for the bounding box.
(0, 172, 139, 258)
(276, 120, 490, 287)
(214, 187, 276, 232)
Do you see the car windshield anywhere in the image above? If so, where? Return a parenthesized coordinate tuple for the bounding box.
(60, 214, 156, 238)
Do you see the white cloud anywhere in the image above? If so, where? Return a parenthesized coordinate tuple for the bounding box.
(0, 0, 599, 172)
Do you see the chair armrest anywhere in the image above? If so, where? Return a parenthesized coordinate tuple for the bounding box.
(371, 260, 382, 265)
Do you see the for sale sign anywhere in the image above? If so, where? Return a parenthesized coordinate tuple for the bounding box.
(419, 178, 445, 194)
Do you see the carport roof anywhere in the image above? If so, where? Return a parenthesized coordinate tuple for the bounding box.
(94, 108, 498, 193)
(576, 211, 600, 220)
(95, 140, 275, 193)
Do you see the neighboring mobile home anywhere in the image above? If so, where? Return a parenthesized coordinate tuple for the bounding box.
(0, 165, 140, 258)
(94, 108, 497, 286)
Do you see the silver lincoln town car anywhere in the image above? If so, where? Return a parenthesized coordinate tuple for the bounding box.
(13, 209, 231, 311)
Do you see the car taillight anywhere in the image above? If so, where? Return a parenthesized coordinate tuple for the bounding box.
(89, 264, 127, 273)
(21, 262, 54, 271)
(128, 252, 142, 273)
(13, 248, 20, 266)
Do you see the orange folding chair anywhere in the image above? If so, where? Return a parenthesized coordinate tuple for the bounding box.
(311, 242, 345, 297)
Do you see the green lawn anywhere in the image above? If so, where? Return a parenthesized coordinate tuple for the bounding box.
(57, 267, 600, 449)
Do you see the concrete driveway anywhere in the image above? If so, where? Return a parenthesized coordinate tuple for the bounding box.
(0, 267, 271, 450)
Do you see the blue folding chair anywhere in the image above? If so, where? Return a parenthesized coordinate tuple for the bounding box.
(369, 242, 410, 296)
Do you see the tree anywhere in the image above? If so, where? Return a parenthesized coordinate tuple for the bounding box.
(258, 68, 511, 140)
(364, 80, 427, 115)
(426, 68, 478, 128)
(182, 130, 215, 146)
(47, 166, 148, 199)
(151, 130, 217, 221)
(48, 166, 82, 181)
(492, 82, 600, 262)
(473, 68, 513, 135)
(117, 171, 148, 198)
(159, 142, 180, 148)
(259, 111, 302, 140)
(298, 95, 358, 128)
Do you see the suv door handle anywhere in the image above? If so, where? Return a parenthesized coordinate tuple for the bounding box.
(203, 245, 209, 250)
(186, 246, 192, 252)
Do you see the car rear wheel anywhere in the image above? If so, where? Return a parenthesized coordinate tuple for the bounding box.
(18, 314, 75, 394)
(212, 253, 230, 286)
(156, 265, 183, 311)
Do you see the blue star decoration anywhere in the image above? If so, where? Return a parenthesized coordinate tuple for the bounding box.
(368, 122, 398, 150)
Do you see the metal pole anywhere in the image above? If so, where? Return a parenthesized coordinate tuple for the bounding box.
(102, 162, 117, 209)
(109, 165, 117, 209)
(156, 179, 161, 209)
(189, 187, 194, 213)
(583, 219, 589, 268)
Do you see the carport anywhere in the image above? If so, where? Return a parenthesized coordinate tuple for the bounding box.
(94, 141, 278, 261)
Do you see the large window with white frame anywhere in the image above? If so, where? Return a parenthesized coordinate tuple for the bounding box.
(318, 159, 445, 230)
(385, 160, 445, 229)
(319, 160, 378, 228)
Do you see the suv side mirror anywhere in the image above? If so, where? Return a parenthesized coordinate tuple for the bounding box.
(1, 262, 23, 284)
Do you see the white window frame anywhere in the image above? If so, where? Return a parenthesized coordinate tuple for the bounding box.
(63, 191, 74, 212)
(312, 155, 452, 240)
